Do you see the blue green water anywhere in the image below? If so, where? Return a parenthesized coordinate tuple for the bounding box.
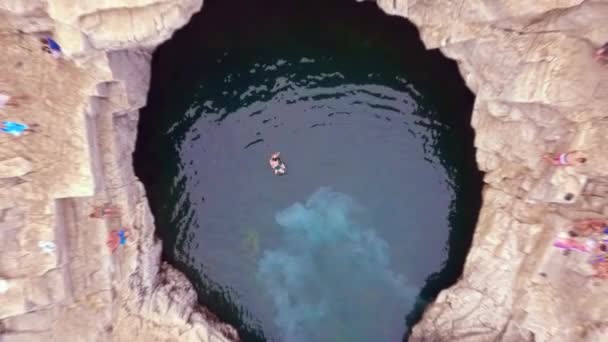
(135, 0, 481, 341)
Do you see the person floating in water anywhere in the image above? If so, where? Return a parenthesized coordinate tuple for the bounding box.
(542, 150, 587, 166)
(269, 152, 287, 176)
(1, 121, 37, 136)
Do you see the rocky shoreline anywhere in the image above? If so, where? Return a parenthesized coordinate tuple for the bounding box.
(0, 1, 235, 341)
(379, 1, 608, 340)
(1, 0, 607, 341)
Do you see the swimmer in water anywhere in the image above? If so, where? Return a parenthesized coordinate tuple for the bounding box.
(269, 152, 286, 176)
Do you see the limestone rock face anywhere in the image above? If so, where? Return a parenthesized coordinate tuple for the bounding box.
(0, 1, 236, 341)
(3, 0, 607, 341)
(0, 158, 32, 178)
(374, 1, 608, 341)
(1, 0, 203, 55)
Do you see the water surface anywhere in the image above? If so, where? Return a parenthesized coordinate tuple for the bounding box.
(135, 0, 481, 340)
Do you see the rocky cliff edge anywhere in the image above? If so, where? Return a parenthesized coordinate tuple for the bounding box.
(375, 0, 608, 341)
(0, 1, 236, 341)
(2, 0, 608, 341)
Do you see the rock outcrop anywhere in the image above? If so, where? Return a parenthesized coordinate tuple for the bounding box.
(0, 1, 236, 341)
(374, 1, 608, 341)
(2, 0, 607, 341)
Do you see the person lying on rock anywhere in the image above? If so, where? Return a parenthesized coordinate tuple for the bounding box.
(107, 228, 128, 252)
(589, 243, 608, 264)
(553, 231, 592, 255)
(0, 91, 28, 108)
(572, 218, 608, 237)
(0, 121, 37, 136)
(595, 42, 608, 61)
(89, 203, 121, 219)
(542, 150, 587, 166)
(269, 152, 287, 176)
(40, 36, 63, 59)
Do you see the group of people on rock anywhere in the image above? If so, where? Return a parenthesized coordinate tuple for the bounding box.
(541, 55, 608, 278)
(544, 150, 608, 278)
(3, 33, 127, 258)
(1, 36, 62, 137)
(89, 203, 128, 253)
(4, 31, 608, 277)
(270, 42, 604, 279)
(553, 219, 608, 278)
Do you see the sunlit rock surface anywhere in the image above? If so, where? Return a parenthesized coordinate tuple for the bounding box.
(0, 1, 236, 341)
(1, 0, 607, 341)
(374, 1, 608, 341)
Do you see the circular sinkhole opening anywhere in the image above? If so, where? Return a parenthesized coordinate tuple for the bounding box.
(135, 0, 483, 340)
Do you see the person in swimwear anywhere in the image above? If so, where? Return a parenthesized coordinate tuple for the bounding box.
(593, 260, 608, 278)
(89, 203, 121, 219)
(542, 150, 587, 166)
(107, 228, 128, 252)
(572, 218, 608, 237)
(269, 152, 286, 176)
(589, 243, 608, 264)
(1, 121, 37, 136)
(595, 42, 608, 62)
(40, 36, 63, 59)
(553, 231, 590, 254)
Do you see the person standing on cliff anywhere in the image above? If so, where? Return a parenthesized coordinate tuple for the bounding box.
(89, 203, 121, 219)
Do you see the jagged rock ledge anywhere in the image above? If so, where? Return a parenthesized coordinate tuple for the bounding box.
(1, 0, 607, 341)
(0, 1, 236, 341)
(376, 1, 608, 341)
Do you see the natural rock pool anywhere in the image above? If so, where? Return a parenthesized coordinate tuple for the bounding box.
(135, 0, 482, 340)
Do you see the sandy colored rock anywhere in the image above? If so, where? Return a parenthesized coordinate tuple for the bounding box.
(0, 1, 236, 341)
(0, 157, 32, 178)
(1, 0, 607, 341)
(372, 1, 608, 341)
